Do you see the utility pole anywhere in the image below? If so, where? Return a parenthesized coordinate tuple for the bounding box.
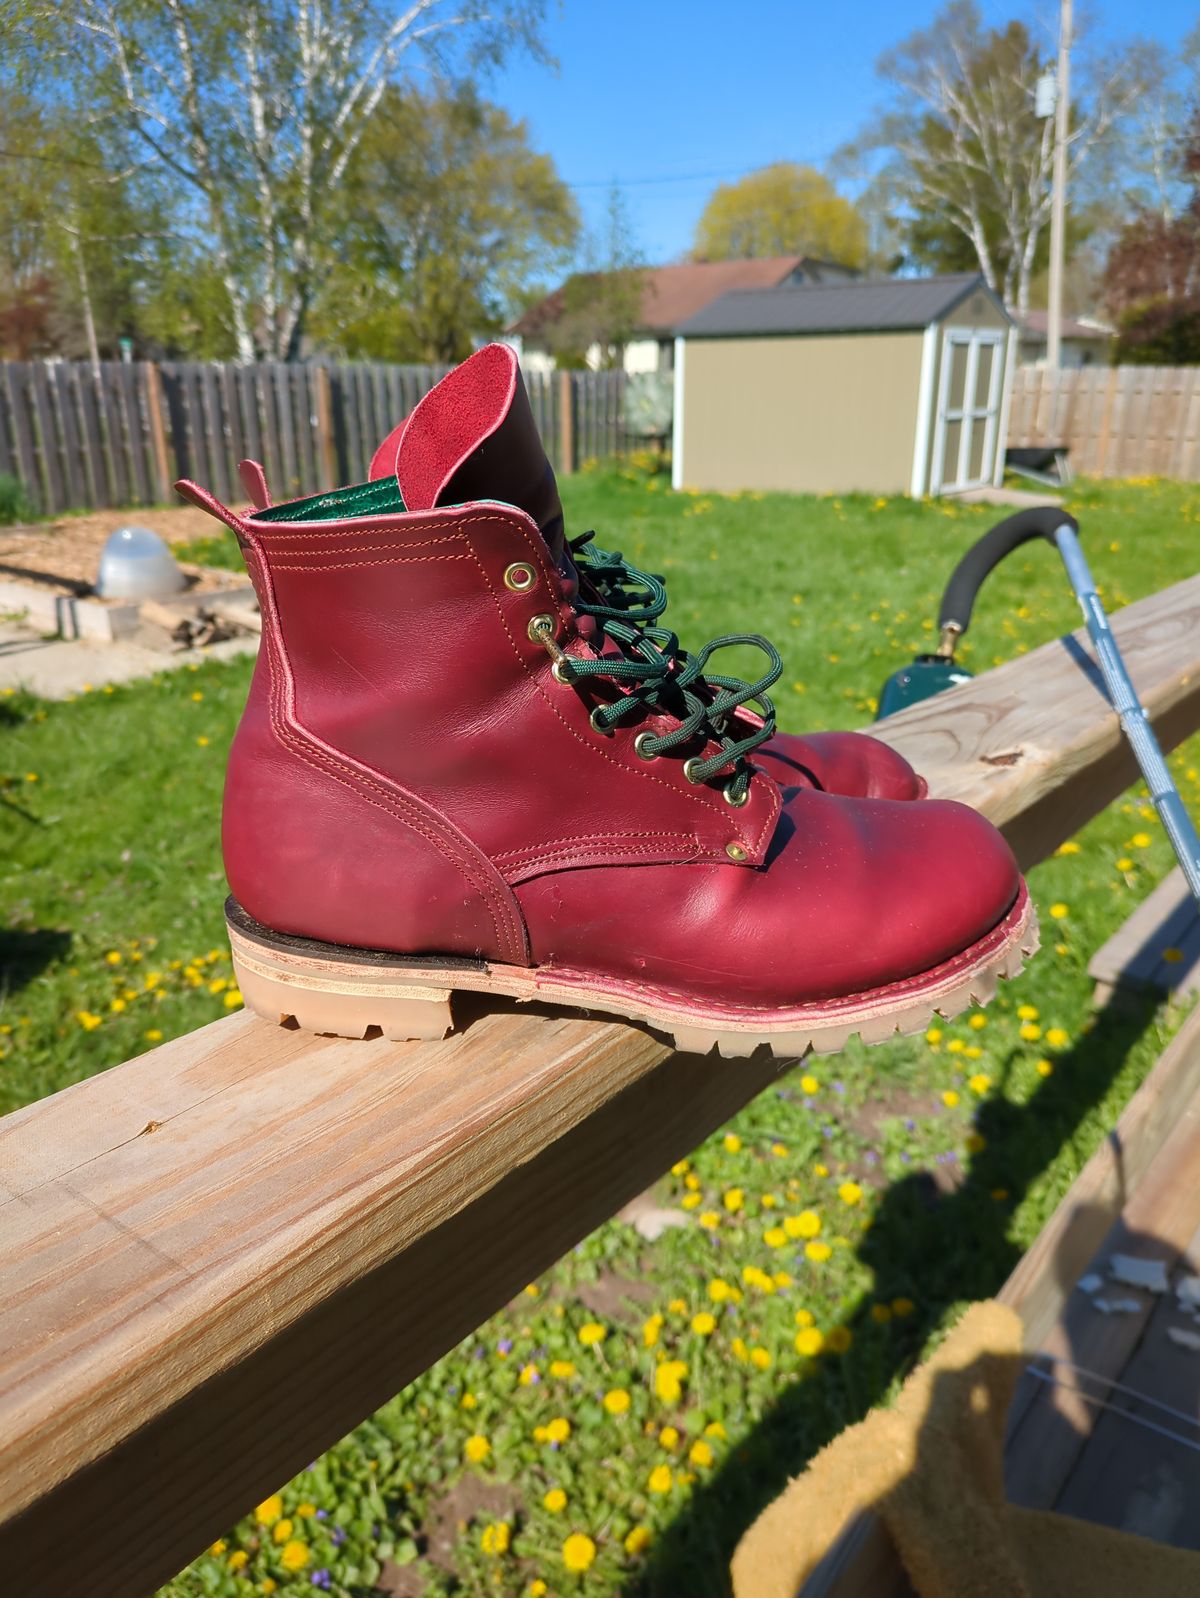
(1046, 0, 1072, 368)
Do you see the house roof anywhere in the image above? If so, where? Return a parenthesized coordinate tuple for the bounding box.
(1013, 308, 1114, 343)
(509, 257, 818, 339)
(677, 273, 1007, 338)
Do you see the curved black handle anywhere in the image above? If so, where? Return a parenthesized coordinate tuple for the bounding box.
(938, 506, 1080, 637)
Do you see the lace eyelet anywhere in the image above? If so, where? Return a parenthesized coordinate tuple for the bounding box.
(528, 613, 555, 643)
(589, 705, 614, 736)
(723, 782, 750, 807)
(726, 841, 748, 862)
(505, 562, 537, 592)
(551, 658, 574, 685)
(683, 757, 705, 784)
(633, 731, 659, 761)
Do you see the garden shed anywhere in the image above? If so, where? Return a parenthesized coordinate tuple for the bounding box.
(672, 272, 1015, 498)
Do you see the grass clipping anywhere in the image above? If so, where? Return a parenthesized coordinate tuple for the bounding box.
(731, 1299, 1200, 1598)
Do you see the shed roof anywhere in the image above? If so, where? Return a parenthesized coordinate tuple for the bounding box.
(677, 273, 1008, 338)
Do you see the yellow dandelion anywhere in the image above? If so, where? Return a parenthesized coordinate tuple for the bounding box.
(1020, 1022, 1042, 1041)
(648, 1465, 673, 1494)
(691, 1311, 717, 1336)
(77, 1010, 103, 1031)
(641, 1318, 662, 1349)
(464, 1434, 490, 1463)
(794, 1308, 815, 1327)
(272, 1518, 294, 1543)
(1045, 1027, 1069, 1048)
(1017, 1004, 1039, 1020)
(603, 1388, 631, 1415)
(659, 1425, 680, 1450)
(281, 1540, 310, 1572)
(228, 1551, 249, 1571)
(708, 1277, 734, 1302)
(624, 1525, 652, 1555)
(1055, 841, 1080, 855)
(800, 1073, 820, 1094)
(723, 1132, 742, 1153)
(689, 1439, 715, 1468)
(723, 1188, 744, 1213)
(255, 1494, 283, 1525)
(892, 1297, 915, 1317)
(543, 1488, 567, 1513)
(481, 1521, 511, 1555)
(577, 1321, 607, 1347)
(545, 1416, 570, 1444)
(1049, 903, 1069, 920)
(968, 1013, 987, 1030)
(1116, 856, 1134, 871)
(1132, 832, 1152, 848)
(1036, 1059, 1053, 1077)
(838, 1181, 863, 1206)
(763, 1226, 787, 1249)
(926, 1027, 943, 1044)
(698, 1210, 720, 1229)
(786, 1210, 821, 1239)
(750, 1346, 772, 1370)
(795, 1327, 825, 1357)
(805, 1241, 832, 1263)
(654, 1360, 688, 1403)
(967, 1073, 992, 1096)
(680, 1191, 702, 1210)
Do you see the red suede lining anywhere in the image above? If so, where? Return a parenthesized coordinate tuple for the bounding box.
(392, 343, 518, 511)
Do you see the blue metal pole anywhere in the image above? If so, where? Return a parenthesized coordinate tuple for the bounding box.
(1054, 523, 1200, 907)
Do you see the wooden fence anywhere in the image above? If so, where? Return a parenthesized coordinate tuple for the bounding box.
(0, 361, 629, 516)
(1008, 363, 1200, 479)
(3, 572, 1200, 1595)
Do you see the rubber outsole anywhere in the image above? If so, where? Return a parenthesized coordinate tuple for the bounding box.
(227, 888, 1039, 1060)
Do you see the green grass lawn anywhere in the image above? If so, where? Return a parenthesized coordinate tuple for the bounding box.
(3, 467, 1198, 1598)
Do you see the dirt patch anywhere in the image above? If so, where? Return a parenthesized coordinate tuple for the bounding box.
(420, 1476, 520, 1575)
(575, 1266, 656, 1319)
(0, 505, 240, 599)
(374, 1559, 427, 1597)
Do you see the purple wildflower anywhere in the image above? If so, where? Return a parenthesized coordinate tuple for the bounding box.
(497, 1338, 513, 1355)
(311, 1572, 332, 1590)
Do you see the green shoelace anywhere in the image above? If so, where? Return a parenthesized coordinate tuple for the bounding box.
(556, 532, 782, 805)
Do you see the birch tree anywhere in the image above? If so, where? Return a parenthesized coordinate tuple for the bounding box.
(11, 0, 547, 359)
(841, 2, 1152, 311)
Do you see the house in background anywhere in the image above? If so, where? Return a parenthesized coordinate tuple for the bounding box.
(1012, 308, 1114, 367)
(672, 272, 1015, 498)
(506, 256, 859, 375)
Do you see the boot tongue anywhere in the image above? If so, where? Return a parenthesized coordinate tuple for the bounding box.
(369, 344, 565, 562)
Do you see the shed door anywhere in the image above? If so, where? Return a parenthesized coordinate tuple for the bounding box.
(930, 329, 1005, 494)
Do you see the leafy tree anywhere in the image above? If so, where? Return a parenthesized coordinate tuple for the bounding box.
(1105, 110, 1200, 364)
(10, 0, 549, 360)
(546, 186, 647, 370)
(840, 1, 1152, 310)
(693, 163, 866, 266)
(312, 86, 578, 362)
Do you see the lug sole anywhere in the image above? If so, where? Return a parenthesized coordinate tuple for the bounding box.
(226, 888, 1038, 1060)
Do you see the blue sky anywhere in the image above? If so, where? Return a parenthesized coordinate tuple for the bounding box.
(491, 0, 1200, 266)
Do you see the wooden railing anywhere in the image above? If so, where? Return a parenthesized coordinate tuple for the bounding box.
(3, 574, 1200, 1596)
(0, 361, 629, 516)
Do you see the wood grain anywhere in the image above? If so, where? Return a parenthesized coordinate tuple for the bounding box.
(5, 576, 1200, 1596)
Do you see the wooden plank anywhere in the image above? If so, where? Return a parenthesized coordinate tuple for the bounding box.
(29, 362, 64, 513)
(117, 361, 153, 504)
(1088, 866, 1200, 1002)
(143, 363, 173, 502)
(182, 364, 211, 490)
(76, 365, 111, 504)
(200, 361, 230, 503)
(218, 363, 245, 491)
(238, 364, 264, 481)
(0, 367, 14, 481)
(334, 364, 362, 486)
(1095, 367, 1120, 476)
(1005, 1059, 1200, 1511)
(872, 574, 1200, 871)
(313, 365, 338, 490)
(559, 367, 573, 475)
(1051, 1212, 1200, 1544)
(49, 362, 88, 510)
(4, 364, 41, 511)
(5, 576, 1200, 1597)
(157, 365, 188, 491)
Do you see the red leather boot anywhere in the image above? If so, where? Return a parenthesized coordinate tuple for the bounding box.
(180, 347, 1035, 1057)
(366, 347, 927, 802)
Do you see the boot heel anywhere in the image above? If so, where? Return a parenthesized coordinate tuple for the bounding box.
(225, 901, 457, 1042)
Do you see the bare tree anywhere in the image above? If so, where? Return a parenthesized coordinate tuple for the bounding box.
(842, 2, 1152, 311)
(12, 0, 547, 359)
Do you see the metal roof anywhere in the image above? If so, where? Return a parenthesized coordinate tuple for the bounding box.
(676, 273, 1009, 338)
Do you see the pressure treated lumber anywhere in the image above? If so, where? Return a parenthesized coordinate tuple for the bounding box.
(3, 574, 1200, 1598)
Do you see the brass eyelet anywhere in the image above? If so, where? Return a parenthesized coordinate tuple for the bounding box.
(633, 731, 659, 761)
(505, 562, 537, 592)
(528, 613, 555, 643)
(725, 841, 749, 863)
(682, 757, 705, 784)
(589, 705, 614, 736)
(551, 658, 574, 685)
(723, 782, 749, 807)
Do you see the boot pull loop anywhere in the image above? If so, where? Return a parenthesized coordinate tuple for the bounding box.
(174, 477, 251, 541)
(238, 459, 272, 510)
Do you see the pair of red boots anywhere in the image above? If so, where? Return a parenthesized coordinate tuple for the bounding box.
(179, 345, 1035, 1056)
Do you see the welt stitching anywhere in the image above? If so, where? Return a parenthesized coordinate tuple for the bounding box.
(270, 555, 470, 570)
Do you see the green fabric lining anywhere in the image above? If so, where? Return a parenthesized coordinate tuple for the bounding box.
(255, 478, 406, 523)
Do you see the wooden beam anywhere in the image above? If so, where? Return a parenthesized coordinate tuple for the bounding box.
(4, 575, 1200, 1597)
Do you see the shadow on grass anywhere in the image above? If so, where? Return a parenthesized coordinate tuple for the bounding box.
(0, 927, 72, 999)
(625, 990, 1163, 1598)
